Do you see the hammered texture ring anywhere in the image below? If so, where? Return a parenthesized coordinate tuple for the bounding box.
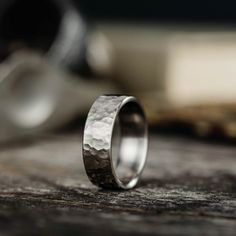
(83, 95, 148, 189)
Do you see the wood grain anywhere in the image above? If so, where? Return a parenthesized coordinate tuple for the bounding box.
(0, 132, 236, 235)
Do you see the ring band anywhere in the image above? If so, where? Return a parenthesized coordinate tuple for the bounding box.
(82, 95, 148, 189)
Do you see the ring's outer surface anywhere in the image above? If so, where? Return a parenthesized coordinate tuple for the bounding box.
(82, 95, 148, 189)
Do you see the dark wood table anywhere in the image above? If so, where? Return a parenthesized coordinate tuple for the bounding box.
(0, 131, 236, 235)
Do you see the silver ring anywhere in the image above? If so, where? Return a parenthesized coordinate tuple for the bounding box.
(82, 95, 148, 189)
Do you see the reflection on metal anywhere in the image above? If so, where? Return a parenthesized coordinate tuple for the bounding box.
(0, 51, 118, 141)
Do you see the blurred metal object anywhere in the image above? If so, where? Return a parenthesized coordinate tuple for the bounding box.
(0, 0, 87, 71)
(0, 51, 118, 141)
(0, 51, 59, 130)
(92, 23, 236, 137)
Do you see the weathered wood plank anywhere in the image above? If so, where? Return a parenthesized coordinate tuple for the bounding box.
(0, 133, 236, 235)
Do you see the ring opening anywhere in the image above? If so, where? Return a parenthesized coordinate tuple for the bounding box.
(112, 100, 147, 187)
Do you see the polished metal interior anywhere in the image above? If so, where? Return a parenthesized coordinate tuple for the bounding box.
(112, 100, 148, 188)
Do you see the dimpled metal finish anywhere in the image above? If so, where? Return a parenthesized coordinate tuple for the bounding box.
(82, 95, 148, 189)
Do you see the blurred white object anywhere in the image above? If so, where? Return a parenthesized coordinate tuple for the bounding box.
(166, 33, 236, 107)
(86, 32, 114, 77)
(95, 23, 236, 107)
(0, 51, 117, 141)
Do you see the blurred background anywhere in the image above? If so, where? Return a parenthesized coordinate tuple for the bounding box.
(1, 0, 236, 142)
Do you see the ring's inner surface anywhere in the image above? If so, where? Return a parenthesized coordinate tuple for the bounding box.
(111, 101, 147, 186)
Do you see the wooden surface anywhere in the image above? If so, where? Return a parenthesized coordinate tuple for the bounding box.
(0, 131, 236, 235)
